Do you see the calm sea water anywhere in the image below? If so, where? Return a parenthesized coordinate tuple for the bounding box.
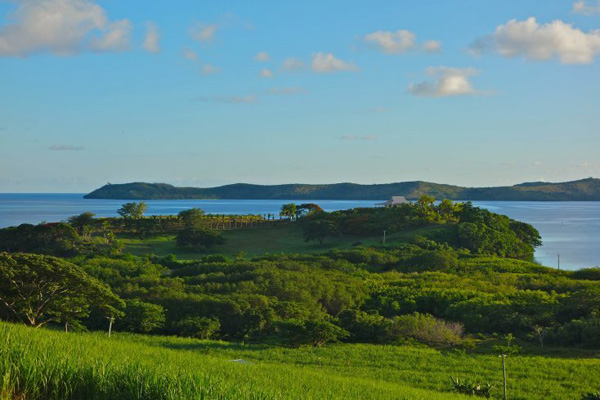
(0, 193, 598, 270)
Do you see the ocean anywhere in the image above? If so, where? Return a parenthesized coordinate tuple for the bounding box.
(0, 193, 598, 270)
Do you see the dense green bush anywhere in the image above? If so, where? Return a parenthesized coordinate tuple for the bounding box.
(176, 227, 225, 250)
(387, 313, 464, 347)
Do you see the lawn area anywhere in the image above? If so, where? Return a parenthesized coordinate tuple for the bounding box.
(120, 223, 452, 260)
(2, 321, 599, 400)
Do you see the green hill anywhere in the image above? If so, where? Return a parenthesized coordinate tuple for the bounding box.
(84, 178, 600, 200)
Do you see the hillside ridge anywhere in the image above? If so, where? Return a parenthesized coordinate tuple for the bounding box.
(83, 178, 600, 201)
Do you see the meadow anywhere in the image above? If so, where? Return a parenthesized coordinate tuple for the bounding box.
(119, 223, 450, 259)
(2, 321, 599, 400)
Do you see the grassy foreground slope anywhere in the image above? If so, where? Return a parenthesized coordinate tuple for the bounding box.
(2, 322, 599, 400)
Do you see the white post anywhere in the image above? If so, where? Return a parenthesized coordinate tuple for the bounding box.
(107, 316, 115, 338)
(501, 354, 507, 400)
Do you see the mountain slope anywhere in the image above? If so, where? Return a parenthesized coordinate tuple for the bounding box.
(83, 178, 600, 200)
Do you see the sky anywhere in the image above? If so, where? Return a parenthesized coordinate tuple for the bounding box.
(1, 0, 599, 192)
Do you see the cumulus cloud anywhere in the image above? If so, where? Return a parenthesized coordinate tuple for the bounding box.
(573, 0, 600, 15)
(88, 19, 131, 52)
(48, 144, 84, 151)
(409, 67, 484, 98)
(182, 49, 198, 61)
(201, 64, 220, 75)
(363, 29, 442, 54)
(143, 21, 160, 53)
(311, 52, 357, 73)
(0, 0, 132, 57)
(260, 68, 274, 78)
(423, 40, 442, 53)
(470, 17, 600, 64)
(267, 87, 306, 95)
(254, 51, 270, 62)
(339, 135, 377, 141)
(198, 95, 258, 104)
(190, 24, 218, 42)
(282, 57, 306, 71)
(364, 30, 415, 53)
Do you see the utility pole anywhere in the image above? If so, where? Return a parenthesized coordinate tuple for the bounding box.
(107, 316, 115, 338)
(557, 254, 560, 270)
(382, 230, 386, 246)
(500, 354, 507, 400)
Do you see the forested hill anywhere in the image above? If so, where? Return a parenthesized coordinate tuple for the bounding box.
(83, 178, 600, 200)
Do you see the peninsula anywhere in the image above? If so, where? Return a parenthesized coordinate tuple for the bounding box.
(84, 177, 600, 201)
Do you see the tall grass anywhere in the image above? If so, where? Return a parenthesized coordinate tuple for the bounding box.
(1, 322, 599, 399)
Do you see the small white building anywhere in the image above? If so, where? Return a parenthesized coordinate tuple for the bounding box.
(377, 196, 410, 207)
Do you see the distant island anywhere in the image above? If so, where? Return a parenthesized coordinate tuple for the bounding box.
(84, 178, 600, 201)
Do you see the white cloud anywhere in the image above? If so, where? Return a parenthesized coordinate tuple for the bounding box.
(364, 30, 416, 54)
(254, 51, 270, 62)
(202, 64, 220, 75)
(340, 135, 377, 141)
(311, 52, 357, 73)
(88, 20, 131, 52)
(409, 67, 483, 98)
(143, 21, 160, 53)
(470, 17, 600, 64)
(260, 68, 274, 78)
(182, 49, 198, 61)
(0, 0, 132, 57)
(267, 87, 306, 95)
(363, 29, 442, 54)
(282, 57, 306, 71)
(573, 0, 600, 15)
(190, 24, 217, 42)
(423, 40, 442, 53)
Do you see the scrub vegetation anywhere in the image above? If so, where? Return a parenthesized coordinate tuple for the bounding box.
(1, 199, 599, 399)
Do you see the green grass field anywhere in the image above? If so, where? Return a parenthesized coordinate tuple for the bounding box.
(120, 223, 451, 259)
(2, 321, 599, 400)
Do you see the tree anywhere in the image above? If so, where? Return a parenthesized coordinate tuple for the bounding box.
(68, 212, 96, 240)
(303, 219, 340, 245)
(297, 203, 324, 218)
(117, 202, 147, 219)
(176, 227, 225, 251)
(0, 223, 80, 257)
(176, 316, 221, 339)
(280, 203, 297, 220)
(417, 194, 436, 210)
(437, 199, 458, 221)
(0, 252, 123, 328)
(178, 208, 205, 227)
(121, 300, 165, 333)
(274, 319, 349, 347)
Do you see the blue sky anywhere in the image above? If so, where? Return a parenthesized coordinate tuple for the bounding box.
(1, 0, 599, 192)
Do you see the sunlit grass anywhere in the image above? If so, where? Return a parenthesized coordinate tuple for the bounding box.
(2, 321, 599, 399)
(120, 223, 451, 259)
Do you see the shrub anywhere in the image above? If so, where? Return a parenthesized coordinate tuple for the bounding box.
(274, 319, 349, 347)
(387, 313, 464, 347)
(176, 317, 221, 339)
(451, 377, 493, 398)
(176, 227, 225, 251)
(581, 393, 600, 400)
(572, 267, 600, 281)
(121, 300, 166, 333)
